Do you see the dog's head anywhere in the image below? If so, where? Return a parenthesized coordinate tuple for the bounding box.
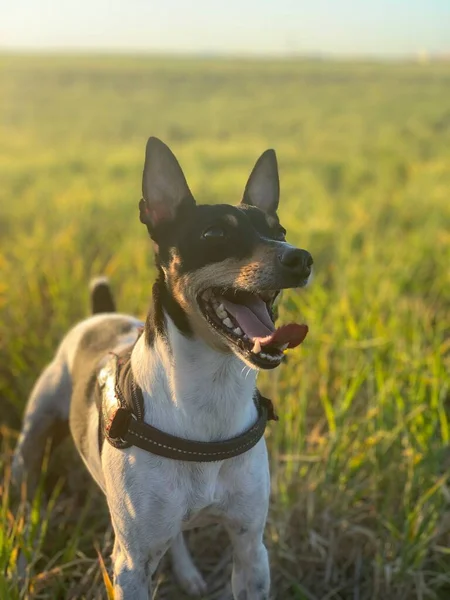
(140, 137, 312, 370)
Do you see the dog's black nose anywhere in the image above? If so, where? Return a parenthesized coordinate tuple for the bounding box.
(279, 247, 313, 279)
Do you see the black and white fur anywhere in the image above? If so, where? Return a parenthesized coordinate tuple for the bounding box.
(12, 138, 312, 600)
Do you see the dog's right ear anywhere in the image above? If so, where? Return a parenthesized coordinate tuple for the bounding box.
(140, 137, 195, 236)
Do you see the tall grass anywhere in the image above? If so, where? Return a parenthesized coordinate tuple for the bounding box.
(1, 55, 449, 599)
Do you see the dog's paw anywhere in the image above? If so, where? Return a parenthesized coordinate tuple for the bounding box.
(175, 564, 207, 597)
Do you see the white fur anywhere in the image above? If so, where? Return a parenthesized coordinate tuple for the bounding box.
(104, 315, 270, 598)
(13, 311, 271, 600)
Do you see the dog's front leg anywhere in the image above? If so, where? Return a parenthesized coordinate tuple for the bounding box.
(227, 526, 270, 600)
(103, 449, 180, 600)
(223, 504, 270, 597)
(112, 536, 169, 600)
(222, 446, 271, 600)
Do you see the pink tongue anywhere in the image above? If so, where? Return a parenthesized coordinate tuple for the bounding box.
(221, 297, 308, 350)
(257, 323, 308, 349)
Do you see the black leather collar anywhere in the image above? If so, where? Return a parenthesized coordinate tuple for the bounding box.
(99, 346, 278, 462)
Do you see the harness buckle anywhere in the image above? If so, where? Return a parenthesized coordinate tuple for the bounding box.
(106, 407, 132, 442)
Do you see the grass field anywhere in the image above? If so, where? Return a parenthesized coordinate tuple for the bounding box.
(1, 54, 450, 599)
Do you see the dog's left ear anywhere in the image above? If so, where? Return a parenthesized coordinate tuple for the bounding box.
(140, 137, 195, 235)
(241, 149, 279, 215)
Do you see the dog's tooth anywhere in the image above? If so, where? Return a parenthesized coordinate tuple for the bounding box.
(233, 327, 243, 336)
(252, 339, 262, 354)
(223, 317, 233, 329)
(216, 304, 227, 319)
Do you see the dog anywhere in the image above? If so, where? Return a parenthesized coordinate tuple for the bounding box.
(12, 137, 313, 600)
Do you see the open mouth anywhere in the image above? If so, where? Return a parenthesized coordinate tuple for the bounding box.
(198, 288, 308, 369)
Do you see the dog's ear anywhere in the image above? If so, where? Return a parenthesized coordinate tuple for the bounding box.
(241, 149, 279, 215)
(140, 137, 195, 233)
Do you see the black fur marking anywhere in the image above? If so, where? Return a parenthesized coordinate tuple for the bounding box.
(90, 280, 116, 314)
(76, 319, 133, 356)
(144, 282, 161, 347)
(144, 277, 193, 347)
(140, 196, 195, 242)
(69, 318, 135, 461)
(152, 204, 282, 277)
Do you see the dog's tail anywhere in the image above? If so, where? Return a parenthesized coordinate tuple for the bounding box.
(90, 276, 116, 314)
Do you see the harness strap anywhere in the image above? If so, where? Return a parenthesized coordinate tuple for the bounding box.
(98, 347, 278, 462)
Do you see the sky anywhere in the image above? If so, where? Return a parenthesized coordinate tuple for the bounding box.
(1, 0, 449, 58)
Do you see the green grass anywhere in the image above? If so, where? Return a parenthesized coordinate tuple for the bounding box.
(1, 54, 450, 599)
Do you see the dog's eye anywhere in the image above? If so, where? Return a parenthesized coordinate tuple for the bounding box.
(202, 226, 226, 239)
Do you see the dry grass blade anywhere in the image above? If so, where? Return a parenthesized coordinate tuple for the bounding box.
(95, 543, 114, 600)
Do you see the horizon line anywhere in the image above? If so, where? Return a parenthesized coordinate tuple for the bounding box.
(1, 46, 449, 62)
